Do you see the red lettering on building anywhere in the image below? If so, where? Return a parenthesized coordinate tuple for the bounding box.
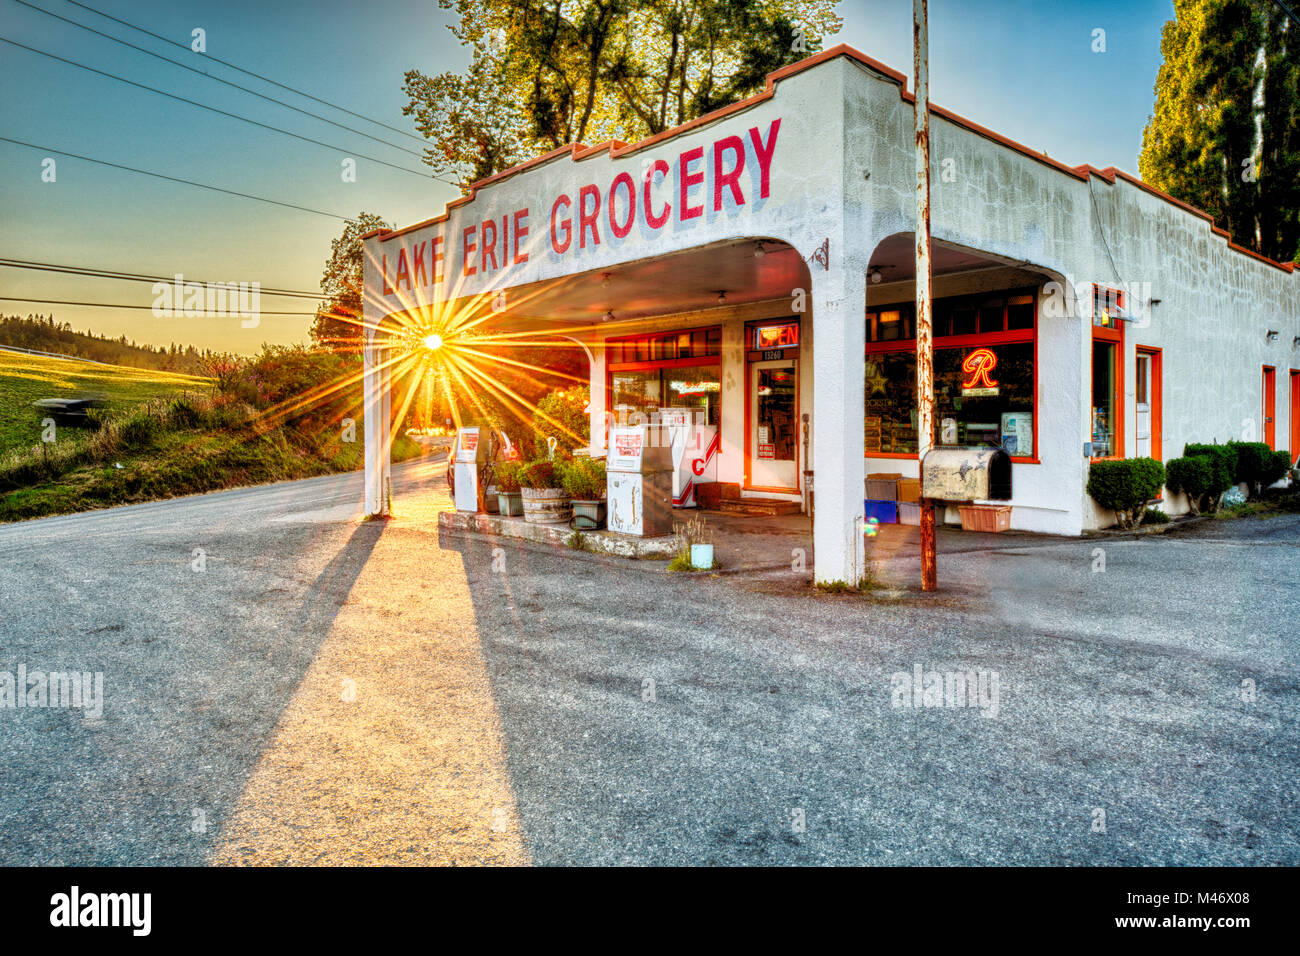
(713, 136, 746, 211)
(395, 248, 410, 290)
(481, 218, 498, 272)
(644, 159, 671, 229)
(431, 235, 444, 283)
(412, 241, 428, 286)
(608, 172, 636, 239)
(513, 208, 529, 263)
(462, 225, 477, 277)
(578, 184, 602, 248)
(749, 119, 780, 199)
(551, 194, 573, 253)
(679, 146, 705, 220)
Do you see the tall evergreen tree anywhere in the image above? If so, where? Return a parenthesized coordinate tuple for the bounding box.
(1140, 0, 1300, 262)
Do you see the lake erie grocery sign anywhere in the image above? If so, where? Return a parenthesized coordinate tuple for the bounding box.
(376, 119, 783, 296)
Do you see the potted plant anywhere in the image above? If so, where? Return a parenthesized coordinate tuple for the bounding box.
(561, 457, 606, 529)
(494, 461, 524, 516)
(518, 458, 572, 524)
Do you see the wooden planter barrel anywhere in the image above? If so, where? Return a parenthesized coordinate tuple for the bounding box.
(520, 487, 572, 524)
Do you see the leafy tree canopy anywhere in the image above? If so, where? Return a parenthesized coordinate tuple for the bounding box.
(1140, 0, 1300, 262)
(404, 0, 842, 189)
(310, 212, 391, 355)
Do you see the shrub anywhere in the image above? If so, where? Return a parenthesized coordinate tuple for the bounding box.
(1227, 441, 1273, 493)
(531, 387, 589, 456)
(1164, 456, 1213, 515)
(519, 458, 563, 490)
(560, 457, 606, 500)
(1185, 442, 1238, 481)
(119, 412, 161, 451)
(1263, 449, 1292, 488)
(166, 394, 206, 429)
(1143, 507, 1170, 524)
(1086, 457, 1165, 529)
(493, 460, 522, 493)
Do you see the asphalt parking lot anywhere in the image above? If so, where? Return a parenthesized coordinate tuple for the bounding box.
(1, 461, 1296, 864)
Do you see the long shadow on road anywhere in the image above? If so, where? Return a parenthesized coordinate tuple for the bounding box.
(0, 518, 384, 865)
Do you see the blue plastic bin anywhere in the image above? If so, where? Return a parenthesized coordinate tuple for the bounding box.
(864, 499, 898, 524)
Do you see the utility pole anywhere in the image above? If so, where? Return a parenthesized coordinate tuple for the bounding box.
(914, 0, 937, 591)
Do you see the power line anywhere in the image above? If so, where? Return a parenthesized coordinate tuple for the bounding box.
(65, 0, 430, 146)
(0, 259, 323, 298)
(0, 135, 354, 220)
(10, 0, 426, 159)
(0, 35, 441, 181)
(0, 296, 323, 315)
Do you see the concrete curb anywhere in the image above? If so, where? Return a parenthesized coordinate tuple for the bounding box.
(437, 510, 682, 560)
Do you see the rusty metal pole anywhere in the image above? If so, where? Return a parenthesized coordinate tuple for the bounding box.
(914, 0, 937, 591)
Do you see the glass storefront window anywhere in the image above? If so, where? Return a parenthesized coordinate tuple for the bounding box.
(666, 366, 721, 426)
(865, 288, 1038, 459)
(865, 351, 918, 454)
(611, 369, 662, 420)
(1091, 340, 1116, 458)
(607, 327, 722, 430)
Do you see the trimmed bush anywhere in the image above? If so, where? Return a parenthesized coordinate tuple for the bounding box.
(1164, 456, 1211, 515)
(1263, 449, 1292, 488)
(1185, 442, 1238, 481)
(559, 456, 606, 500)
(1144, 507, 1170, 524)
(1228, 441, 1273, 492)
(1087, 457, 1165, 529)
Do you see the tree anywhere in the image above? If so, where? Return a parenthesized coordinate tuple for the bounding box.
(1140, 0, 1300, 263)
(403, 0, 842, 189)
(310, 212, 391, 355)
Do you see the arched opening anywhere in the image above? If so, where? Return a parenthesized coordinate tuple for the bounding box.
(364, 236, 815, 516)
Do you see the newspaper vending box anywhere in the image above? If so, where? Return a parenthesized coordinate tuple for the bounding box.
(453, 426, 488, 512)
(607, 424, 674, 536)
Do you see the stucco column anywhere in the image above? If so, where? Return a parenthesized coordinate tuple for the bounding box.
(362, 324, 391, 516)
(811, 264, 866, 584)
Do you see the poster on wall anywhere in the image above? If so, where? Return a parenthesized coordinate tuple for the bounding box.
(1001, 412, 1033, 457)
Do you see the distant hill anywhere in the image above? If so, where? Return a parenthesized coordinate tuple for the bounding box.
(0, 313, 230, 373)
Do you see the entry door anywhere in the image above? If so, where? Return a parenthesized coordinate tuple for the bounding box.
(1291, 371, 1300, 465)
(1135, 349, 1162, 460)
(1263, 366, 1276, 449)
(749, 359, 798, 490)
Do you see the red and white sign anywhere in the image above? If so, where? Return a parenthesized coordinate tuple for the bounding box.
(615, 432, 643, 458)
(758, 443, 776, 460)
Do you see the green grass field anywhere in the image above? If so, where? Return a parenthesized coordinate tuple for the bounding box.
(0, 348, 421, 522)
(0, 349, 209, 456)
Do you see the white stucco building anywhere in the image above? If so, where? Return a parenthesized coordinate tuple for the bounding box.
(361, 45, 1300, 584)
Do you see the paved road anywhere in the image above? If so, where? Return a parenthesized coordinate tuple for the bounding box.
(1, 464, 1296, 865)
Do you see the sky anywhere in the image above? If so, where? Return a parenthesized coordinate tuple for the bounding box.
(0, 0, 1177, 355)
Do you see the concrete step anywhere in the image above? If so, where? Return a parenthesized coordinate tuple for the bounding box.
(717, 496, 802, 517)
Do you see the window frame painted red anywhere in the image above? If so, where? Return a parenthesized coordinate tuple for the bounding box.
(864, 288, 1039, 464)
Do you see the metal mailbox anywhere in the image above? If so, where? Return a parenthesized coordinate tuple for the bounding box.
(453, 426, 489, 512)
(607, 424, 674, 536)
(920, 446, 1012, 502)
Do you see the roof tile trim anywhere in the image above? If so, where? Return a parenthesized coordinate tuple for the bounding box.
(364, 45, 1296, 275)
